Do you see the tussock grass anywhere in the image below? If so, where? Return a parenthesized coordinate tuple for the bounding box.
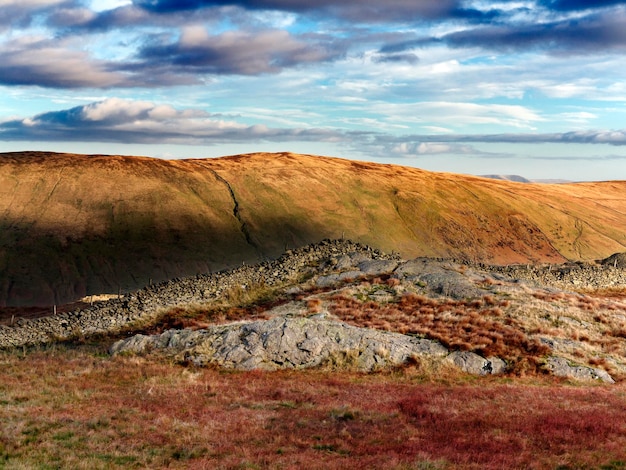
(328, 292, 549, 374)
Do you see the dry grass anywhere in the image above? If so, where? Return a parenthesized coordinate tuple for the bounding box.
(513, 288, 626, 371)
(127, 281, 342, 336)
(137, 305, 274, 335)
(1, 346, 625, 469)
(133, 285, 286, 335)
(533, 289, 626, 312)
(328, 293, 549, 374)
(577, 286, 626, 299)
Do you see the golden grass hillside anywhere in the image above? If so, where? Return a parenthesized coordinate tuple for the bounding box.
(1, 151, 625, 306)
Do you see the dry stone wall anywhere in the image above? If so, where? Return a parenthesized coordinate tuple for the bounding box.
(488, 261, 626, 291)
(0, 239, 397, 349)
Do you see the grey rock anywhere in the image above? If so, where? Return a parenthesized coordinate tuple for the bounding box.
(419, 272, 485, 299)
(334, 252, 375, 270)
(394, 259, 485, 299)
(315, 270, 363, 287)
(446, 351, 506, 375)
(394, 258, 443, 277)
(111, 316, 450, 372)
(491, 261, 626, 291)
(545, 356, 615, 384)
(357, 259, 399, 276)
(486, 356, 508, 375)
(538, 337, 589, 356)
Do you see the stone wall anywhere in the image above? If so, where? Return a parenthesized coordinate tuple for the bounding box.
(0, 239, 396, 349)
(487, 262, 626, 291)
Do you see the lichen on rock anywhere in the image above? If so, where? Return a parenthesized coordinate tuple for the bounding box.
(111, 315, 451, 372)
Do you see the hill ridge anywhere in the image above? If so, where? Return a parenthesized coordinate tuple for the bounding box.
(1, 151, 625, 306)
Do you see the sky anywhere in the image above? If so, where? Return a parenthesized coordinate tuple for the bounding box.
(1, 1, 626, 181)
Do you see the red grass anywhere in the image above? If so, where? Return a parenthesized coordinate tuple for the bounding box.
(396, 385, 626, 468)
(1, 349, 626, 469)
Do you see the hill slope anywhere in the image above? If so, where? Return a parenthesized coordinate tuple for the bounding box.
(1, 151, 625, 306)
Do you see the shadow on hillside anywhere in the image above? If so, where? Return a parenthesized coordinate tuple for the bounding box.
(0, 214, 346, 307)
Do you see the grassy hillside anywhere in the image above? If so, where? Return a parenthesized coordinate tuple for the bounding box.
(1, 151, 625, 306)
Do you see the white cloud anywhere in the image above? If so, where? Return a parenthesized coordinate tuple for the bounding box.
(423, 126, 454, 133)
(387, 141, 481, 157)
(539, 81, 598, 99)
(179, 25, 210, 47)
(367, 101, 544, 131)
(557, 111, 598, 125)
(81, 98, 153, 121)
(90, 0, 131, 12)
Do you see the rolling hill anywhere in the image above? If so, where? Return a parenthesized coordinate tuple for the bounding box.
(1, 151, 625, 306)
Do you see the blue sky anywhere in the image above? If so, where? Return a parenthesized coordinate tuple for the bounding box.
(1, 0, 626, 181)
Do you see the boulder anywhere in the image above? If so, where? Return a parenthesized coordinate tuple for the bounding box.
(545, 356, 615, 384)
(110, 315, 514, 377)
(357, 259, 399, 276)
(315, 271, 363, 287)
(446, 351, 507, 375)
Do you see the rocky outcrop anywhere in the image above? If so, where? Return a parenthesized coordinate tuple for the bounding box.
(2, 239, 623, 383)
(545, 356, 615, 384)
(110, 313, 616, 382)
(4, 240, 625, 352)
(394, 258, 486, 299)
(110, 315, 451, 372)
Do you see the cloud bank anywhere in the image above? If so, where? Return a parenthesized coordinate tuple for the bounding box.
(137, 28, 346, 75)
(1, 0, 625, 88)
(3, 99, 625, 150)
(0, 98, 346, 144)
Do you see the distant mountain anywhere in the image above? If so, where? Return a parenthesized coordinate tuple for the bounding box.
(1, 151, 625, 306)
(531, 179, 573, 184)
(480, 174, 531, 183)
(480, 174, 573, 184)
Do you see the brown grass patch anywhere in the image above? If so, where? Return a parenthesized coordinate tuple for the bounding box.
(329, 293, 550, 373)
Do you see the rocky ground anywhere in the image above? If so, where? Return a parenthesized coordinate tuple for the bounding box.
(2, 239, 626, 383)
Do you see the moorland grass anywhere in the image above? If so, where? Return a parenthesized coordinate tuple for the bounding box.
(1, 343, 625, 469)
